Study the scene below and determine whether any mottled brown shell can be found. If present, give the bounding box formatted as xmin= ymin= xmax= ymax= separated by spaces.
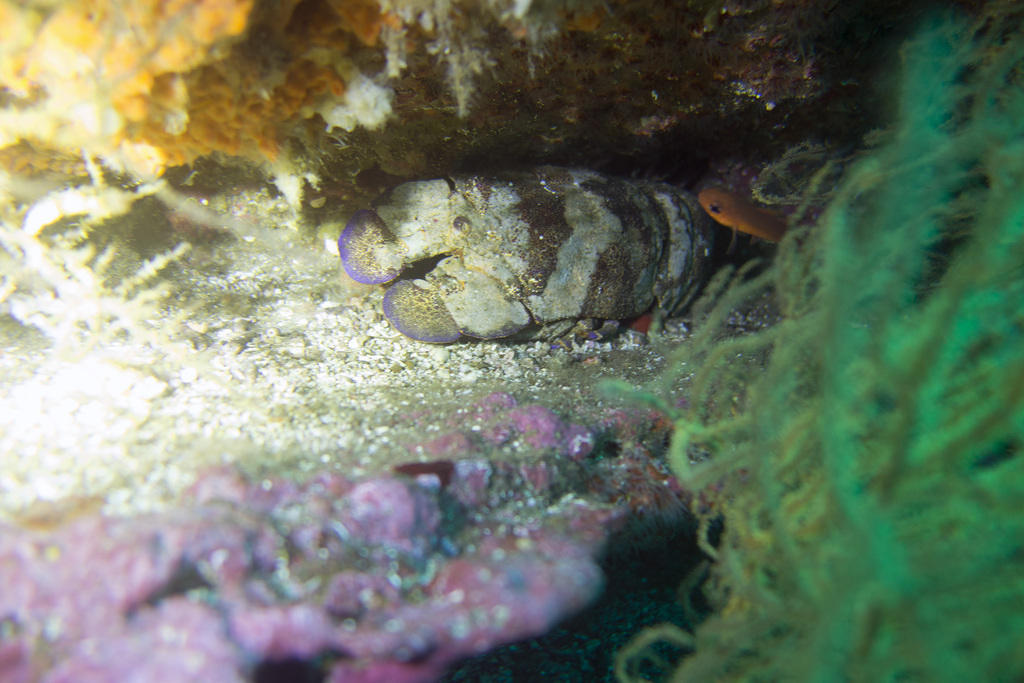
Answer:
xmin=338 ymin=166 xmax=715 ymax=341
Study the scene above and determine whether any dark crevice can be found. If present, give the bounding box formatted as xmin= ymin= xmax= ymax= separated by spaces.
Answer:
xmin=439 ymin=518 xmax=719 ymax=682
xmin=251 ymin=656 xmax=326 ymax=683
xmin=137 ymin=559 xmax=212 ymax=610
xmin=395 ymin=252 xmax=451 ymax=283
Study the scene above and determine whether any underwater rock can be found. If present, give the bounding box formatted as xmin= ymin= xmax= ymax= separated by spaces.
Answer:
xmin=0 ymin=388 xmax=697 ymax=681
xmin=505 ymin=404 xmax=594 ymax=461
xmin=344 ymin=478 xmax=441 ymax=557
xmin=0 ymin=469 xmax=609 ymax=680
xmin=0 ymin=421 xmax=616 ymax=680
xmin=338 ymin=166 xmax=716 ymax=341
xmin=405 ymin=391 xmax=594 ymax=464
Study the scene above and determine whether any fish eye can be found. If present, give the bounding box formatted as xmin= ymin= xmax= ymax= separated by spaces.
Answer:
xmin=708 ymin=203 xmax=721 ymax=213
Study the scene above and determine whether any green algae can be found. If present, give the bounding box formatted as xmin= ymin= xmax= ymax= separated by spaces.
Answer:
xmin=616 ymin=12 xmax=1024 ymax=682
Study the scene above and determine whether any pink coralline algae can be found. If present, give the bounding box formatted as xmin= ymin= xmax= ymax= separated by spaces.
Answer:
xmin=0 ymin=465 xmax=606 ymax=679
xmin=0 ymin=396 xmax=685 ymax=681
xmin=410 ymin=392 xmax=595 ymax=463
xmin=344 ymin=478 xmax=442 ymax=555
xmin=507 ymin=404 xmax=592 ymax=459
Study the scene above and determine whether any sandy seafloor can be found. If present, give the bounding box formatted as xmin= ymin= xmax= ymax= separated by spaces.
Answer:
xmin=0 ymin=186 xmax=776 ymax=679
xmin=0 ymin=185 xmax=773 ymax=521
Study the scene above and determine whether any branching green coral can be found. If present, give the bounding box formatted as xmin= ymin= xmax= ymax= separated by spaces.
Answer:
xmin=616 ymin=12 xmax=1024 ymax=682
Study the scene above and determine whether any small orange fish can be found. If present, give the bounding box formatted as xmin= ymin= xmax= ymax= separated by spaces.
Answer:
xmin=698 ymin=187 xmax=788 ymax=242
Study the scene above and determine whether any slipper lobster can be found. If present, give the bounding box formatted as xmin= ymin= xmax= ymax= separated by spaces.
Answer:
xmin=338 ymin=166 xmax=716 ymax=342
